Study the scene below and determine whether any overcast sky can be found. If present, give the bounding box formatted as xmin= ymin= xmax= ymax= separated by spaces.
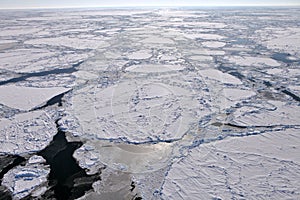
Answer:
xmin=1 ymin=0 xmax=300 ymax=9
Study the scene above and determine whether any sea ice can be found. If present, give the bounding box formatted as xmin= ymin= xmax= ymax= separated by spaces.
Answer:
xmin=231 ymin=101 xmax=300 ymax=126
xmin=0 ymin=111 xmax=57 ymax=155
xmin=202 ymin=41 xmax=226 ymax=48
xmin=127 ymin=50 xmax=152 ymax=60
xmin=0 ymin=85 xmax=69 ymax=110
xmin=0 ymin=7 xmax=299 ymax=200
xmin=2 ymin=163 xmax=50 ymax=199
xmin=72 ymin=73 xmax=209 ymax=142
xmin=140 ymin=36 xmax=174 ymax=44
xmin=125 ymin=64 xmax=185 ymax=73
xmin=184 ymin=33 xmax=225 ymax=40
xmin=199 ymin=69 xmax=242 ymax=85
xmin=226 ymin=56 xmax=281 ymax=67
xmin=25 ymin=36 xmax=110 ymax=50
xmin=161 ymin=129 xmax=300 ymax=199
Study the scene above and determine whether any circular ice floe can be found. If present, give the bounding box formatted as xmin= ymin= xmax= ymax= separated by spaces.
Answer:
xmin=94 ymin=81 xmax=185 ymax=141
xmin=72 ymin=71 xmax=210 ymax=143
xmin=69 ymin=70 xmax=214 ymax=173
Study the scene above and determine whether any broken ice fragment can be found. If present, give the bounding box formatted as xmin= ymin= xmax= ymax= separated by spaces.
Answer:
xmin=2 ymin=165 xmax=50 ymax=199
xmin=0 ymin=111 xmax=57 ymax=155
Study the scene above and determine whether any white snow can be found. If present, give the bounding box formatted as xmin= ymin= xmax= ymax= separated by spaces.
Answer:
xmin=77 ymin=168 xmax=139 ymax=199
xmin=0 ymin=111 xmax=57 ymax=155
xmin=1 ymin=8 xmax=299 ymax=200
xmin=161 ymin=129 xmax=300 ymax=199
xmin=187 ymin=22 xmax=227 ymax=29
xmin=184 ymin=33 xmax=225 ymax=40
xmin=189 ymin=55 xmax=213 ymax=61
xmin=125 ymin=64 xmax=185 ymax=73
xmin=199 ymin=69 xmax=242 ymax=85
xmin=188 ymin=49 xmax=226 ymax=55
xmin=223 ymin=88 xmax=256 ymax=101
xmin=0 ymin=49 xmax=55 ymax=71
xmin=140 ymin=36 xmax=174 ymax=44
xmin=0 ymin=40 xmax=18 ymax=44
xmin=202 ymin=41 xmax=226 ymax=48
xmin=226 ymin=56 xmax=281 ymax=67
xmin=28 ymin=155 xmax=46 ymax=164
xmin=70 ymin=70 xmax=211 ymax=143
xmin=0 ymin=48 xmax=90 ymax=73
xmin=73 ymin=143 xmax=104 ymax=175
xmin=232 ymin=101 xmax=300 ymax=126
xmin=2 ymin=164 xmax=50 ymax=200
xmin=266 ymin=68 xmax=283 ymax=75
xmin=127 ymin=50 xmax=152 ymax=60
xmin=262 ymin=28 xmax=300 ymax=54
xmin=0 ymin=28 xmax=41 ymax=37
xmin=25 ymin=36 xmax=110 ymax=50
xmin=0 ymin=85 xmax=69 ymax=110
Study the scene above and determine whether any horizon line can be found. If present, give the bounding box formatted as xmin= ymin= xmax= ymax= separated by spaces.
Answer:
xmin=1 ymin=4 xmax=300 ymax=10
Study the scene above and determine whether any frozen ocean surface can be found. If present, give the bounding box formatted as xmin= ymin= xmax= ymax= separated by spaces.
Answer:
xmin=0 ymin=7 xmax=299 ymax=200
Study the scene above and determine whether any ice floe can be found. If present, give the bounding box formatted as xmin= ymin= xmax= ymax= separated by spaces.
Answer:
xmin=231 ymin=101 xmax=300 ymax=126
xmin=202 ymin=41 xmax=226 ymax=48
xmin=184 ymin=33 xmax=225 ymax=40
xmin=125 ymin=64 xmax=185 ymax=73
xmin=226 ymin=56 xmax=281 ymax=67
xmin=25 ymin=36 xmax=110 ymax=50
xmin=199 ymin=69 xmax=242 ymax=85
xmin=71 ymin=71 xmax=210 ymax=143
xmin=161 ymin=129 xmax=300 ymax=199
xmin=0 ymin=111 xmax=57 ymax=155
xmin=127 ymin=50 xmax=152 ymax=60
xmin=2 ymin=161 xmax=50 ymax=199
xmin=0 ymin=85 xmax=69 ymax=111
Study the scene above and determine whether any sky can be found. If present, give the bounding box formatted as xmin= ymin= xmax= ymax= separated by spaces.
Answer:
xmin=0 ymin=0 xmax=300 ymax=9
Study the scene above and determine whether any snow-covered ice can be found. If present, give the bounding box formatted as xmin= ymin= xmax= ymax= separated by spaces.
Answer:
xmin=25 ymin=36 xmax=110 ymax=50
xmin=232 ymin=101 xmax=300 ymax=126
xmin=184 ymin=33 xmax=226 ymax=40
xmin=0 ymin=85 xmax=69 ymax=111
xmin=71 ymin=71 xmax=211 ymax=143
xmin=202 ymin=41 xmax=226 ymax=48
xmin=0 ymin=111 xmax=57 ymax=155
xmin=2 ymin=161 xmax=50 ymax=199
xmin=161 ymin=129 xmax=300 ymax=199
xmin=125 ymin=64 xmax=185 ymax=72
xmin=226 ymin=55 xmax=281 ymax=67
xmin=199 ymin=69 xmax=242 ymax=85
xmin=0 ymin=7 xmax=299 ymax=200
xmin=127 ymin=50 xmax=152 ymax=60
